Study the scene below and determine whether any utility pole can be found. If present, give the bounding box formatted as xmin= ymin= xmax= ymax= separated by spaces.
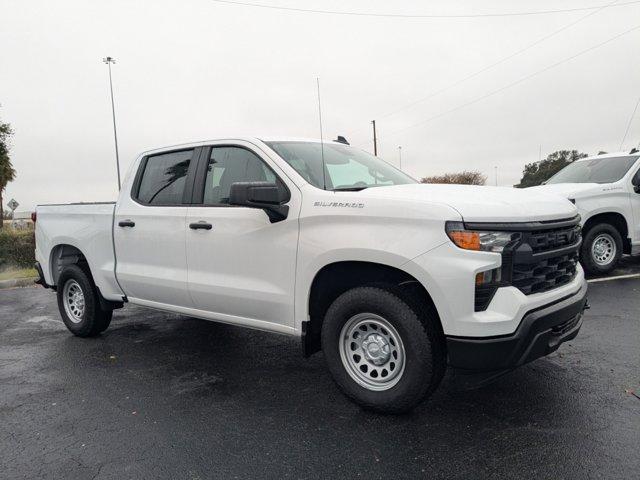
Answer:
xmin=398 ymin=146 xmax=402 ymax=170
xmin=103 ymin=56 xmax=121 ymax=190
xmin=371 ymin=120 xmax=378 ymax=156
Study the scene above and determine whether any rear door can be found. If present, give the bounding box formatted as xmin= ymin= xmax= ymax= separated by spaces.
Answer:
xmin=185 ymin=141 xmax=300 ymax=332
xmin=630 ymin=163 xmax=640 ymax=246
xmin=114 ymin=147 xmax=200 ymax=307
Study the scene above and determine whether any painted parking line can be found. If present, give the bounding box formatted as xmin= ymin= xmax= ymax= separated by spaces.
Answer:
xmin=587 ymin=273 xmax=640 ymax=283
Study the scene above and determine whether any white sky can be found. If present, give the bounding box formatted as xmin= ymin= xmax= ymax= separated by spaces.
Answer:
xmin=1 ymin=0 xmax=639 ymax=210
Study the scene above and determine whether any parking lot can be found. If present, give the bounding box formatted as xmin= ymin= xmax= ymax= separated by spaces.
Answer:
xmin=1 ymin=269 xmax=639 ymax=479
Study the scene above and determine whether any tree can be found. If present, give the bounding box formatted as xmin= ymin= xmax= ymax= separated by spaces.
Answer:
xmin=0 ymin=114 xmax=16 ymax=228
xmin=420 ymin=170 xmax=487 ymax=186
xmin=515 ymin=150 xmax=587 ymax=188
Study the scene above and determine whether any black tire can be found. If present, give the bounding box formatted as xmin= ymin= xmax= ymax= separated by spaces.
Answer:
xmin=321 ymin=286 xmax=446 ymax=414
xmin=580 ymin=223 xmax=623 ymax=275
xmin=56 ymin=264 xmax=112 ymax=337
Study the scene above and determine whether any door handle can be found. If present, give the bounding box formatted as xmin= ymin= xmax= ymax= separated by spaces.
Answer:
xmin=118 ymin=220 xmax=135 ymax=228
xmin=189 ymin=221 xmax=213 ymax=230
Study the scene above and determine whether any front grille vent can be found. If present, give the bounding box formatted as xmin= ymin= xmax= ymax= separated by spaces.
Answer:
xmin=512 ymin=250 xmax=579 ymax=295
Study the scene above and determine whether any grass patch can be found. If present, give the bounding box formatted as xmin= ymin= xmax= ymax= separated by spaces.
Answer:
xmin=0 ymin=268 xmax=37 ymax=281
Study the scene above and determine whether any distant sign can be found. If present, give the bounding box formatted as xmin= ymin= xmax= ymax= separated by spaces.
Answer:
xmin=7 ymin=199 xmax=19 ymax=211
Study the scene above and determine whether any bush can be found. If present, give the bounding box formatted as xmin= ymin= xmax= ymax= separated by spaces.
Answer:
xmin=0 ymin=229 xmax=35 ymax=269
xmin=420 ymin=170 xmax=487 ymax=185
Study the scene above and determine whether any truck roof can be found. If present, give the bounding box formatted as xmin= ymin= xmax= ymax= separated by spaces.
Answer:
xmin=138 ymin=136 xmax=345 ymax=157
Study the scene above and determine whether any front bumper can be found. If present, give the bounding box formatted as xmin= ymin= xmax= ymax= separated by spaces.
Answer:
xmin=446 ymin=280 xmax=587 ymax=372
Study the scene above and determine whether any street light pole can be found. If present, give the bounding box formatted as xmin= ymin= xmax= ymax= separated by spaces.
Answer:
xmin=398 ymin=145 xmax=402 ymax=170
xmin=103 ymin=56 xmax=121 ymax=190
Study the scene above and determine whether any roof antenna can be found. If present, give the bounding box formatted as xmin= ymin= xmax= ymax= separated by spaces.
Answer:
xmin=620 ymin=94 xmax=640 ymax=150
xmin=316 ymin=77 xmax=327 ymax=190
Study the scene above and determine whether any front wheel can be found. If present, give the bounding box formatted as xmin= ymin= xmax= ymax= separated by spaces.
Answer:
xmin=580 ymin=223 xmax=622 ymax=275
xmin=321 ymin=286 xmax=445 ymax=414
xmin=56 ymin=265 xmax=112 ymax=337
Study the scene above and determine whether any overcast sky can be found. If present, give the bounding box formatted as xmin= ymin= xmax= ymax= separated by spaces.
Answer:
xmin=1 ymin=0 xmax=639 ymax=210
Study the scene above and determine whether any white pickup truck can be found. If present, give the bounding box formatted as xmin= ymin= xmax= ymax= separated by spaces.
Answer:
xmin=35 ymin=137 xmax=588 ymax=413
xmin=530 ymin=150 xmax=640 ymax=274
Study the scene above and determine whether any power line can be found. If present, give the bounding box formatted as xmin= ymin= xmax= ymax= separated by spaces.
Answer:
xmin=371 ymin=0 xmax=621 ymax=122
xmin=378 ymin=24 xmax=640 ymax=141
xmin=620 ymin=94 xmax=640 ymax=149
xmin=209 ymin=0 xmax=640 ymax=19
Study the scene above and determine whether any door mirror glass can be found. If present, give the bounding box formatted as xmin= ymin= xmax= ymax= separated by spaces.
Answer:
xmin=229 ymin=182 xmax=289 ymax=222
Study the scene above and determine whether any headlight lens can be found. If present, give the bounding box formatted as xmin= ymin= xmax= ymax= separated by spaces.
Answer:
xmin=445 ymin=222 xmax=518 ymax=253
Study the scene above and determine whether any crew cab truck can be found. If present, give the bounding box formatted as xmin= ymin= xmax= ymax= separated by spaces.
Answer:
xmin=35 ymin=138 xmax=588 ymax=413
xmin=530 ymin=150 xmax=640 ymax=275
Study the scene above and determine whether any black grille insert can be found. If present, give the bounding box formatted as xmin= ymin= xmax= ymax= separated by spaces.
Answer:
xmin=526 ymin=225 xmax=581 ymax=253
xmin=512 ymin=250 xmax=579 ymax=295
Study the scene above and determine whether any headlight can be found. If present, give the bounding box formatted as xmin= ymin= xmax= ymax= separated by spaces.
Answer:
xmin=445 ymin=221 xmax=519 ymax=253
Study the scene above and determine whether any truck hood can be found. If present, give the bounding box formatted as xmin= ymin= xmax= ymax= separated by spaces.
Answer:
xmin=361 ymin=184 xmax=577 ymax=222
xmin=526 ymin=182 xmax=603 ymax=199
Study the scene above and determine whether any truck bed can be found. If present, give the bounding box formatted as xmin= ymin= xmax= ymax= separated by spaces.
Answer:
xmin=35 ymin=202 xmax=124 ymax=301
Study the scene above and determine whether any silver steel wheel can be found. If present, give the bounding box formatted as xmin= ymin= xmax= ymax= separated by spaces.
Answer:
xmin=591 ymin=233 xmax=616 ymax=266
xmin=63 ymin=279 xmax=85 ymax=323
xmin=339 ymin=313 xmax=406 ymax=391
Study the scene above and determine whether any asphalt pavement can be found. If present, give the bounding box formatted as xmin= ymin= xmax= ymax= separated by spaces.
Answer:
xmin=1 ymin=277 xmax=638 ymax=479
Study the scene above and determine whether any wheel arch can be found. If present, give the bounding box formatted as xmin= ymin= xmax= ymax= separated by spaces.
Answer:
xmin=49 ymin=243 xmax=92 ymax=287
xmin=582 ymin=211 xmax=630 ymax=254
xmin=302 ymin=260 xmax=443 ymax=357
xmin=50 ymin=243 xmax=123 ymax=311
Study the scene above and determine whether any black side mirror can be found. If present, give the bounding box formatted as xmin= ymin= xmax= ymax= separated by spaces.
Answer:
xmin=632 ymin=172 xmax=640 ymax=194
xmin=229 ymin=181 xmax=289 ymax=222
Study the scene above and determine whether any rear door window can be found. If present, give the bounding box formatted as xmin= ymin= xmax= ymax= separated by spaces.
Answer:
xmin=136 ymin=150 xmax=194 ymax=205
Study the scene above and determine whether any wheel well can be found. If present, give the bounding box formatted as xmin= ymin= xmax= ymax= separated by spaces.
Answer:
xmin=50 ymin=244 xmax=90 ymax=286
xmin=583 ymin=212 xmax=630 ymax=254
xmin=303 ymin=261 xmax=442 ymax=356
xmin=49 ymin=244 xmax=124 ymax=311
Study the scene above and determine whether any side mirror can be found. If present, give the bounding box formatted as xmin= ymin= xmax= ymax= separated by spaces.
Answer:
xmin=632 ymin=172 xmax=640 ymax=194
xmin=229 ymin=181 xmax=289 ymax=222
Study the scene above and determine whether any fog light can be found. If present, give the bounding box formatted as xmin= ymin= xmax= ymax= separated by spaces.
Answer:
xmin=475 ymin=268 xmax=502 ymax=311
xmin=476 ymin=268 xmax=501 ymax=285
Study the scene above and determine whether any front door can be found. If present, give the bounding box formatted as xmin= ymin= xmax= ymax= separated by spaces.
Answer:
xmin=114 ymin=148 xmax=199 ymax=308
xmin=185 ymin=142 xmax=299 ymax=332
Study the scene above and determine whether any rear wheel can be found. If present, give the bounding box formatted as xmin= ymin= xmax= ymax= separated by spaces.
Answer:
xmin=56 ymin=265 xmax=112 ymax=337
xmin=581 ymin=223 xmax=622 ymax=275
xmin=321 ymin=286 xmax=445 ymax=414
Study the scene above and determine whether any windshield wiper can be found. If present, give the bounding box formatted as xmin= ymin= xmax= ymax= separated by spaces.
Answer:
xmin=332 ymin=186 xmax=368 ymax=191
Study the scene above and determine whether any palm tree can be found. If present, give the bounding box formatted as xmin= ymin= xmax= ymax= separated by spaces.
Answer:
xmin=0 ymin=118 xmax=16 ymax=228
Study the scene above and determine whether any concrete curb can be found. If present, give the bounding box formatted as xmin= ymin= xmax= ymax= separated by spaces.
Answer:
xmin=0 ymin=277 xmax=38 ymax=290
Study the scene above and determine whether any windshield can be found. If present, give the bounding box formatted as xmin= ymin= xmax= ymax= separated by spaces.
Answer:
xmin=547 ymin=155 xmax=639 ymax=184
xmin=265 ymin=141 xmax=416 ymax=190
